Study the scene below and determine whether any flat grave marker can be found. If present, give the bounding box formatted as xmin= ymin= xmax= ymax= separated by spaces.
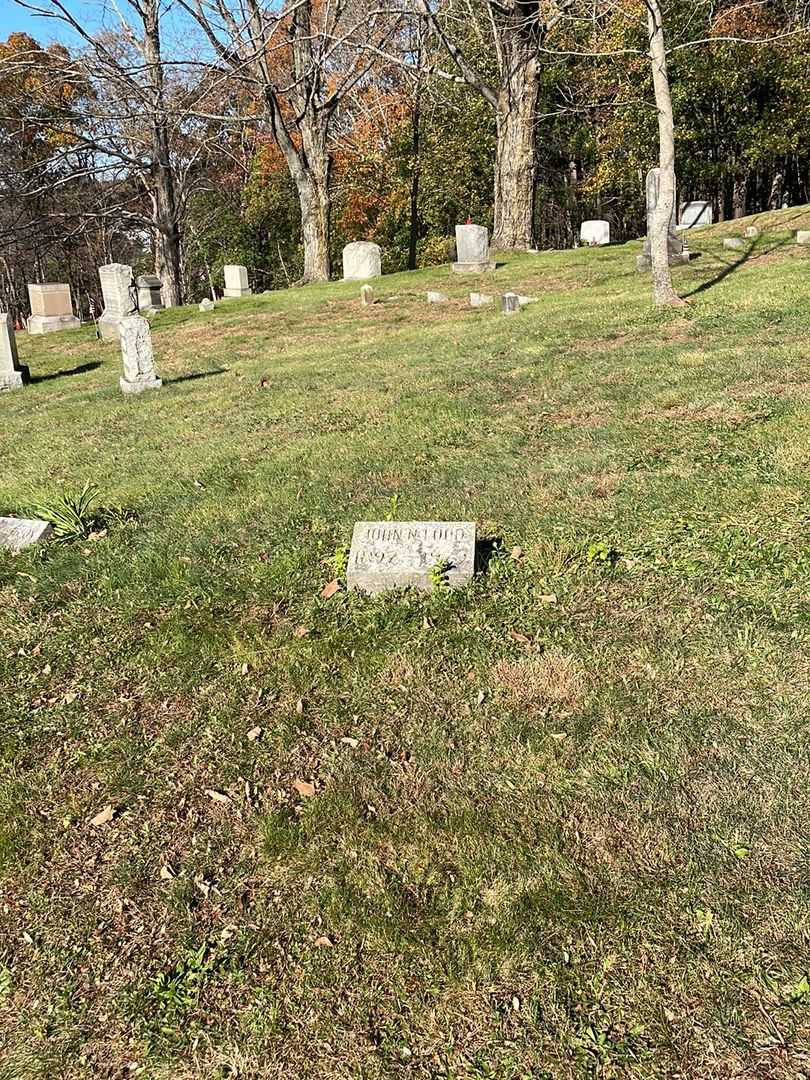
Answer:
xmin=0 ymin=517 xmax=53 ymax=551
xmin=347 ymin=521 xmax=476 ymax=594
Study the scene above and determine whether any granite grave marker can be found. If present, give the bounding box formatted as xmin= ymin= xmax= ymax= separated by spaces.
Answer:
xmin=347 ymin=521 xmax=476 ymax=594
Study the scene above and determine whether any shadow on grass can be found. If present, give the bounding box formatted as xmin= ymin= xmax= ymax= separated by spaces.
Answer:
xmin=29 ymin=361 xmax=102 ymax=384
xmin=683 ymin=236 xmax=791 ymax=298
xmin=164 ymin=368 xmax=228 ymax=386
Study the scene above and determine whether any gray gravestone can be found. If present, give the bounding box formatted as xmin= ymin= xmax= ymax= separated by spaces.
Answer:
xmin=637 ymin=168 xmax=687 ymax=272
xmin=469 ymin=292 xmax=494 ymax=307
xmin=796 ymin=231 xmax=810 ymax=245
xmin=0 ymin=313 xmax=28 ymax=390
xmin=744 ymin=226 xmax=760 ymax=239
xmin=199 ymin=298 xmax=215 ymax=312
xmin=347 ymin=521 xmax=476 ymax=594
xmin=223 ymin=264 xmax=252 ymax=298
xmin=27 ymin=283 xmax=80 ymax=335
xmin=723 ymin=237 xmax=744 ymax=251
xmin=342 ymin=242 xmax=382 ymax=280
xmin=119 ymin=314 xmax=162 ymax=394
xmin=360 ymin=284 xmax=375 ymax=306
xmin=679 ymin=200 xmax=713 ymax=228
xmin=137 ymin=275 xmax=164 ymax=313
xmin=0 ymin=517 xmax=52 ymax=551
xmin=501 ymin=292 xmax=520 ymax=315
xmin=98 ymin=263 xmax=135 ymax=340
xmin=453 ymin=225 xmax=495 ymax=273
xmin=427 ymin=291 xmax=448 ymax=303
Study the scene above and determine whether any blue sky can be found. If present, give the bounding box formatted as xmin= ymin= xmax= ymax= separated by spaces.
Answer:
xmin=0 ymin=1 xmax=91 ymax=43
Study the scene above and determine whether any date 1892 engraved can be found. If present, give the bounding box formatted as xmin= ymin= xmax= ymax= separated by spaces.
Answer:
xmin=347 ymin=521 xmax=476 ymax=594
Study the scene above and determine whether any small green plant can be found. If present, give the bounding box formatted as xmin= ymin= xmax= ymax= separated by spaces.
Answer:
xmin=151 ymin=943 xmax=214 ymax=1020
xmin=29 ymin=482 xmax=101 ymax=542
xmin=586 ymin=540 xmax=620 ymax=567
xmin=332 ymin=544 xmax=349 ymax=577
xmin=430 ymin=558 xmax=451 ymax=591
xmin=385 ymin=493 xmax=399 ymax=521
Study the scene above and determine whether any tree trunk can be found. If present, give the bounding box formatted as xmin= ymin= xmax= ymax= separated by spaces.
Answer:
xmin=646 ymin=0 xmax=683 ymax=307
xmin=408 ymin=89 xmax=421 ymax=271
xmin=492 ymin=50 xmax=538 ymax=251
xmin=733 ymin=173 xmax=747 ymax=218
xmin=143 ymin=0 xmax=183 ymax=306
xmin=298 ymin=172 xmax=331 ymax=283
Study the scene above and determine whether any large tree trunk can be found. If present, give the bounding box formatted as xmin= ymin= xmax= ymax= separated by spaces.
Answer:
xmin=646 ymin=0 xmax=683 ymax=307
xmin=143 ymin=0 xmax=183 ymax=306
xmin=492 ymin=50 xmax=538 ymax=251
xmin=298 ymin=172 xmax=331 ymax=283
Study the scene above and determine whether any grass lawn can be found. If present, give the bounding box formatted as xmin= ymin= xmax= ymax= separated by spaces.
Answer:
xmin=3 ymin=207 xmax=810 ymax=1079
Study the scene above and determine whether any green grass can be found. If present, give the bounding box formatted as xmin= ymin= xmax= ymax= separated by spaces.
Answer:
xmin=3 ymin=208 xmax=810 ymax=1078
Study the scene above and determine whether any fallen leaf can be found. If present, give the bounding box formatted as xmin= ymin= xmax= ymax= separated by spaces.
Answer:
xmin=42 ymin=663 xmax=52 ymax=676
xmin=340 ymin=736 xmax=359 ymax=749
xmin=160 ymin=864 xmax=176 ymax=881
xmin=510 ymin=546 xmax=523 ymax=560
xmin=313 ymin=935 xmax=334 ymax=948
xmin=508 ymin=629 xmax=531 ymax=644
xmin=240 ymin=662 xmax=250 ymax=675
xmin=260 ymin=377 xmax=269 ymax=388
xmin=293 ymin=779 xmax=316 ymax=798
xmin=246 ymin=726 xmax=262 ymax=742
xmin=90 ymin=804 xmax=114 ymax=827
xmin=537 ymin=593 xmax=558 ymax=604
xmin=321 ymin=579 xmax=339 ymax=599
xmin=422 ymin=616 xmax=433 ymax=630
xmin=476 ymin=689 xmax=485 ymax=705
xmin=293 ymin=626 xmax=311 ymax=639
xmin=296 ymin=698 xmax=304 ymax=715
xmin=205 ymin=789 xmax=231 ymax=803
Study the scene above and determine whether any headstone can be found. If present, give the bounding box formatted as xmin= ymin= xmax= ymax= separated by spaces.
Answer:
xmin=501 ymin=292 xmax=520 ymax=315
xmin=723 ymin=237 xmax=744 ymax=251
xmin=580 ymin=220 xmax=610 ymax=246
xmin=637 ymin=168 xmax=688 ymax=272
xmin=119 ymin=314 xmax=162 ymax=395
xmin=796 ymin=231 xmax=810 ymax=245
xmin=0 ymin=516 xmax=53 ymax=551
xmin=744 ymin=226 xmax=760 ymax=239
xmin=137 ymin=275 xmax=164 ymax=313
xmin=469 ymin=292 xmax=494 ymax=307
xmin=452 ymin=225 xmax=495 ymax=273
xmin=347 ymin=521 xmax=476 ymax=594
xmin=98 ymin=263 xmax=135 ymax=340
xmin=223 ymin=264 xmax=252 ymax=298
xmin=27 ymin=283 xmax=80 ymax=335
xmin=199 ymin=298 xmax=215 ymax=312
xmin=427 ymin=291 xmax=448 ymax=303
xmin=517 ymin=295 xmax=537 ymax=306
xmin=679 ymin=201 xmax=713 ymax=228
xmin=0 ymin=313 xmax=28 ymax=391
xmin=342 ymin=242 xmax=382 ymax=280
xmin=360 ymin=284 xmax=375 ymax=306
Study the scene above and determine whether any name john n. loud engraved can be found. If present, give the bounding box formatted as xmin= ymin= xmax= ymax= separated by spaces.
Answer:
xmin=347 ymin=521 xmax=476 ymax=594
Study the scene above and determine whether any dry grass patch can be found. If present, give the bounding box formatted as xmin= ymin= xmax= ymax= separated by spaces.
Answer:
xmin=491 ymin=650 xmax=587 ymax=711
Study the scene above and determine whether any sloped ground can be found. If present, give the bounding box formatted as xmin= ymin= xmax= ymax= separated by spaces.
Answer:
xmin=2 ymin=208 xmax=810 ymax=1078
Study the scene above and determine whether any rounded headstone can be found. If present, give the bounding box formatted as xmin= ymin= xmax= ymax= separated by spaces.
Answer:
xmin=342 ymin=242 xmax=382 ymax=281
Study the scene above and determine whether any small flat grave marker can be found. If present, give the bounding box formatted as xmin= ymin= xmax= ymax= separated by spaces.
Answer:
xmin=347 ymin=521 xmax=476 ymax=594
xmin=0 ymin=516 xmax=53 ymax=551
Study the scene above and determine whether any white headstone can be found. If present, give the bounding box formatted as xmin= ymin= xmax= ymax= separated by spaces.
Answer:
xmin=796 ymin=231 xmax=810 ymax=245
xmin=469 ymin=292 xmax=494 ymax=307
xmin=580 ymin=220 xmax=610 ymax=246
xmin=98 ymin=263 xmax=135 ymax=340
xmin=501 ymin=292 xmax=520 ymax=315
xmin=452 ymin=225 xmax=494 ymax=273
xmin=347 ymin=521 xmax=476 ymax=593
xmin=223 ymin=264 xmax=252 ymax=298
xmin=199 ymin=298 xmax=215 ymax=312
xmin=27 ymin=283 xmax=80 ymax=335
xmin=0 ymin=313 xmax=27 ymax=390
xmin=119 ymin=314 xmax=162 ymax=395
xmin=360 ymin=284 xmax=374 ymax=306
xmin=0 ymin=517 xmax=53 ymax=551
xmin=137 ymin=275 xmax=164 ymax=313
xmin=723 ymin=237 xmax=744 ymax=251
xmin=679 ymin=201 xmax=713 ymax=228
xmin=342 ymin=242 xmax=382 ymax=280
xmin=744 ymin=226 xmax=760 ymax=239
xmin=427 ymin=291 xmax=448 ymax=303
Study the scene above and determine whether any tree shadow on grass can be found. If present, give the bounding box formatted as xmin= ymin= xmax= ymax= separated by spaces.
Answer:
xmin=29 ymin=361 xmax=102 ymax=384
xmin=682 ymin=236 xmax=792 ymax=299
xmin=164 ymin=369 xmax=229 ymax=386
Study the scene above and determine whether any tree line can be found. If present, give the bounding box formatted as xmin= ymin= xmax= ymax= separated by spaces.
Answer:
xmin=0 ymin=0 xmax=808 ymax=316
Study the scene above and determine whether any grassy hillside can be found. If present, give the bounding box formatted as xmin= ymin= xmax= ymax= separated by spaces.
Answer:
xmin=2 ymin=207 xmax=810 ymax=1078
